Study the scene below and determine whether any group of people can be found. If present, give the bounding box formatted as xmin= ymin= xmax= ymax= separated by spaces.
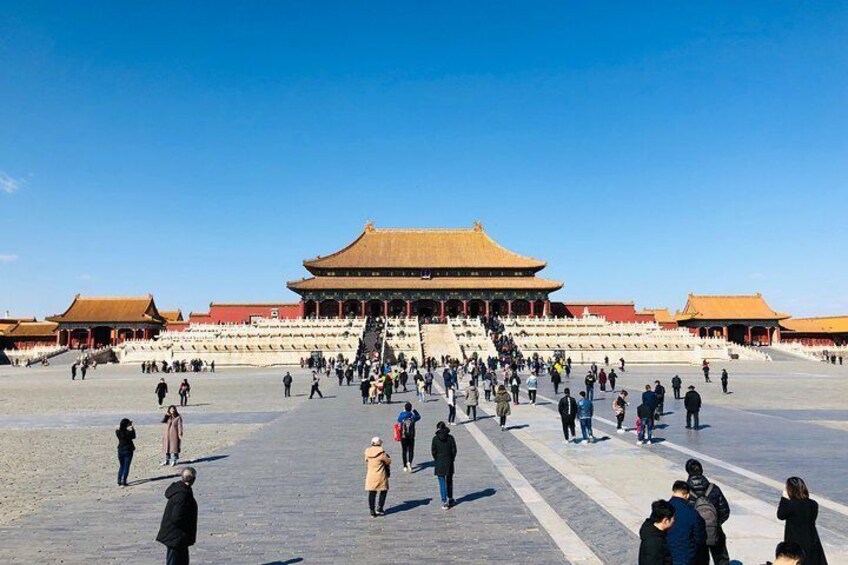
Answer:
xmin=155 ymin=377 xmax=192 ymax=407
xmin=142 ymin=359 xmax=214 ymax=374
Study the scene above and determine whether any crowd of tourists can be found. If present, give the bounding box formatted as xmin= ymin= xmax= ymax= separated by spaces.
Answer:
xmin=141 ymin=359 xmax=214 ymax=374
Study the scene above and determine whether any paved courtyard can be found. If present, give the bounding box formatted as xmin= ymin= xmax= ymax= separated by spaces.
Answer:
xmin=0 ymin=358 xmax=846 ymax=564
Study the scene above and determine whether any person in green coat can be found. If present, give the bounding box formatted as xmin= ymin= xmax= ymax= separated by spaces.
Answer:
xmin=494 ymin=385 xmax=511 ymax=431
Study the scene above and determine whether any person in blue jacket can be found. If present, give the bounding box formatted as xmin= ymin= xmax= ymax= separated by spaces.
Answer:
xmin=642 ymin=385 xmax=659 ymax=421
xmin=577 ymin=391 xmax=594 ymax=444
xmin=396 ymin=402 xmax=421 ymax=472
xmin=667 ymin=480 xmax=705 ymax=565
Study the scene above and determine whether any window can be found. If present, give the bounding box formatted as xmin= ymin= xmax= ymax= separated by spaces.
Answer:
xmin=271 ymin=309 xmax=279 ymax=319
xmin=421 ymin=269 xmax=431 ymax=279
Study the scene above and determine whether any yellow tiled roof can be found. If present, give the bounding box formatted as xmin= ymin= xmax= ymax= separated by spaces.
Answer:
xmin=288 ymin=276 xmax=563 ymax=292
xmin=304 ymin=222 xmax=546 ymax=270
xmin=639 ymin=308 xmax=675 ymax=324
xmin=5 ymin=321 xmax=58 ymax=337
xmin=679 ymin=294 xmax=788 ymax=321
xmin=159 ymin=310 xmax=184 ymax=322
xmin=48 ymin=295 xmax=165 ymax=324
xmin=781 ymin=316 xmax=848 ymax=334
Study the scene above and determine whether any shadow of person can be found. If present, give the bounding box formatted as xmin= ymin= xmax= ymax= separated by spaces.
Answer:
xmin=506 ymin=424 xmax=529 ymax=431
xmin=127 ymin=473 xmax=180 ymax=486
xmin=384 ymin=498 xmax=432 ymax=515
xmin=453 ymin=487 xmax=496 ymax=506
xmin=181 ymin=454 xmax=230 ymax=465
xmin=261 ymin=559 xmax=304 ymax=565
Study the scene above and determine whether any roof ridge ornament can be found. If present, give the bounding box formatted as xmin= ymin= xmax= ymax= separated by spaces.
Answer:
xmin=364 ymin=221 xmax=375 ymax=232
xmin=473 ymin=220 xmax=483 ymax=232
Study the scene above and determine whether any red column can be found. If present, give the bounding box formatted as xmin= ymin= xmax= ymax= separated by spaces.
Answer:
xmin=360 ymin=300 xmax=366 ymax=318
xmin=440 ymin=300 xmax=446 ymax=321
xmin=722 ymin=326 xmax=728 ymax=340
xmin=746 ymin=326 xmax=752 ymax=345
xmin=485 ymin=300 xmax=490 ymax=317
xmin=530 ymin=301 xmax=535 ymax=317
xmin=462 ymin=300 xmax=468 ymax=316
xmin=383 ymin=300 xmax=389 ymax=318
xmin=87 ymin=328 xmax=93 ymax=348
xmin=406 ymin=300 xmax=412 ymax=317
xmin=544 ymin=300 xmax=551 ymax=317
xmin=338 ymin=300 xmax=344 ymax=318
xmin=774 ymin=326 xmax=781 ymax=343
xmin=507 ymin=300 xmax=513 ymax=316
xmin=299 ymin=301 xmax=306 ymax=318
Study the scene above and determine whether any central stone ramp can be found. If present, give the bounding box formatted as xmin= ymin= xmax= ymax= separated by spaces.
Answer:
xmin=421 ymin=322 xmax=462 ymax=361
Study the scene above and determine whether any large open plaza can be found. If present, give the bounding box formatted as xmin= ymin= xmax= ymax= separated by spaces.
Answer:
xmin=0 ymin=357 xmax=846 ymax=563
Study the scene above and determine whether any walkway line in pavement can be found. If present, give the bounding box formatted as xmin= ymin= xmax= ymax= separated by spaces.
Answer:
xmin=433 ymin=382 xmax=602 ymax=565
xmin=531 ymin=390 xmax=848 ymax=518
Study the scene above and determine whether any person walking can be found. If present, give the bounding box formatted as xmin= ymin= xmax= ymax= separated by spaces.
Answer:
xmin=509 ymin=372 xmax=521 ymax=405
xmin=116 ymin=418 xmax=136 ymax=487
xmin=161 ymin=406 xmax=184 ymax=467
xmin=431 ymin=421 xmax=458 ymax=510
xmin=584 ymin=371 xmax=596 ymax=402
xmin=671 ymin=375 xmax=682 ymax=400
xmin=494 ymin=385 xmax=511 ymax=431
xmin=639 ymin=499 xmax=675 ymax=565
xmin=364 ymin=437 xmax=391 ymax=517
xmin=155 ymin=378 xmax=168 ymax=408
xmin=178 ymin=379 xmax=191 ymax=407
xmin=777 ymin=477 xmax=828 ymax=565
xmin=577 ymin=391 xmax=594 ymax=444
xmin=668 ymin=480 xmax=706 ymax=565
xmin=684 ymin=385 xmax=702 ymax=430
xmin=558 ymin=387 xmax=578 ymax=443
xmin=283 ymin=372 xmax=293 ymax=397
xmin=156 ymin=467 xmax=198 ymax=565
xmin=446 ymin=385 xmax=457 ymax=425
xmin=720 ymin=369 xmax=729 ymax=394
xmin=527 ymin=374 xmax=538 ymax=405
xmin=686 ymin=459 xmax=731 ymax=565
xmin=384 ymin=373 xmax=394 ymax=404
xmin=81 ymin=362 xmax=87 ymax=380
xmin=309 ymin=371 xmax=323 ymax=399
xmin=598 ymin=369 xmax=607 ymax=392
xmin=637 ymin=402 xmax=654 ymax=446
xmin=396 ymin=403 xmax=421 ymax=472
xmin=613 ymin=390 xmax=629 ymax=433
xmin=551 ymin=365 xmax=562 ymax=395
xmin=608 ymin=368 xmax=617 ymax=391
xmin=464 ymin=381 xmax=479 ymax=421
xmin=71 ymin=363 xmax=77 ymax=380
xmin=702 ymin=360 xmax=711 ymax=383
xmin=654 ymin=380 xmax=666 ymax=421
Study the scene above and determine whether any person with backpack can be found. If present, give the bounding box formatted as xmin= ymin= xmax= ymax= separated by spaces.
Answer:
xmin=424 ymin=370 xmax=434 ymax=395
xmin=584 ymin=371 xmax=597 ymax=402
xmin=509 ymin=372 xmax=521 ymax=405
xmin=686 ymin=459 xmax=731 ymax=565
xmin=613 ymin=390 xmax=628 ymax=433
xmin=395 ymin=403 xmax=421 ymax=472
xmin=720 ymin=370 xmax=729 ymax=394
xmin=494 ymin=385 xmax=511 ymax=431
xmin=684 ymin=386 xmax=702 ymax=430
xmin=464 ymin=381 xmax=479 ymax=421
xmin=668 ymin=480 xmax=706 ymax=565
xmin=639 ymin=499 xmax=675 ymax=564
xmin=577 ymin=391 xmax=594 ymax=444
xmin=527 ymin=374 xmax=538 ymax=405
xmin=431 ymin=421 xmax=457 ymax=510
xmin=777 ymin=476 xmax=828 ymax=565
xmin=636 ymin=402 xmax=654 ymax=446
xmin=671 ymin=375 xmax=682 ymax=400
xmin=558 ymin=387 xmax=578 ymax=443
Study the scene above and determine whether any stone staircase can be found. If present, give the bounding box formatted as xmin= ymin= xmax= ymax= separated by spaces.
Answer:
xmin=420 ymin=322 xmax=462 ymax=361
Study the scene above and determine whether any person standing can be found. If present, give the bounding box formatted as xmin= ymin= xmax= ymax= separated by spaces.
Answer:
xmin=671 ymin=375 xmax=682 ymax=400
xmin=686 ymin=459 xmax=731 ymax=565
xmin=364 ymin=437 xmax=391 ymax=517
xmin=613 ymin=390 xmax=629 ymax=433
xmin=384 ymin=373 xmax=394 ymax=404
xmin=210 ymin=360 xmax=215 ymax=373
xmin=550 ymin=365 xmax=561 ymax=395
xmin=577 ymin=391 xmax=594 ymax=444
xmin=509 ymin=372 xmax=521 ymax=405
xmin=620 ymin=357 xmax=626 ymax=372
xmin=639 ymin=499 xmax=675 ymax=565
xmin=446 ymin=385 xmax=457 ymax=425
xmin=71 ymin=363 xmax=77 ymax=381
xmin=156 ymin=378 xmax=168 ymax=408
xmin=431 ymin=421 xmax=458 ymax=510
xmin=464 ymin=381 xmax=479 ymax=421
xmin=81 ymin=362 xmax=87 ymax=380
xmin=637 ymin=402 xmax=654 ymax=446
xmin=396 ymin=403 xmax=421 ymax=472
xmin=720 ymin=370 xmax=729 ymax=394
xmin=667 ymin=480 xmax=705 ymax=565
xmin=654 ymin=380 xmax=666 ymax=421
xmin=777 ymin=477 xmax=828 ymax=565
xmin=702 ymin=360 xmax=711 ymax=383
xmin=178 ymin=379 xmax=191 ymax=407
xmin=360 ymin=377 xmax=371 ymax=405
xmin=584 ymin=371 xmax=596 ymax=402
xmin=598 ymin=369 xmax=607 ymax=392
xmin=161 ymin=406 xmax=184 ymax=467
xmin=558 ymin=387 xmax=578 ymax=443
xmin=494 ymin=385 xmax=511 ymax=431
xmin=309 ymin=371 xmax=323 ymax=399
xmin=527 ymin=374 xmax=538 ymax=405
xmin=608 ymin=368 xmax=617 ymax=392
xmin=684 ymin=386 xmax=702 ymax=430
xmin=156 ymin=467 xmax=198 ymax=565
xmin=283 ymin=372 xmax=293 ymax=397
xmin=116 ymin=418 xmax=136 ymax=487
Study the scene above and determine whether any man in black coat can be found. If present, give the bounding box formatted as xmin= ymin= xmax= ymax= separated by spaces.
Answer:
xmin=671 ymin=375 xmax=682 ymax=399
xmin=558 ymin=388 xmax=578 ymax=442
xmin=157 ymin=467 xmax=198 ymax=565
xmin=431 ymin=421 xmax=458 ymax=509
xmin=638 ymin=499 xmax=675 ymax=564
xmin=684 ymin=385 xmax=702 ymax=430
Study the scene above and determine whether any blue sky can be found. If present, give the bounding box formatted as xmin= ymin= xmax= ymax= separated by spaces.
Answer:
xmin=1 ymin=2 xmax=846 ymax=318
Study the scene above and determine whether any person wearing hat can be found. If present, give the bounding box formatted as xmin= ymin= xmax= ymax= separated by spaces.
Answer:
xmin=364 ymin=436 xmax=392 ymax=517
xmin=684 ymin=385 xmax=702 ymax=430
xmin=116 ymin=418 xmax=136 ymax=487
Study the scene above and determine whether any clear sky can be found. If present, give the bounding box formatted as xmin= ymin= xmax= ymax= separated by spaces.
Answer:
xmin=1 ymin=2 xmax=846 ymax=319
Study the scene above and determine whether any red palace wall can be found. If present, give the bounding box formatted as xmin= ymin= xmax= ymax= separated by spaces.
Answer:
xmin=199 ymin=303 xmax=303 ymax=324
xmin=561 ymin=303 xmax=641 ymax=323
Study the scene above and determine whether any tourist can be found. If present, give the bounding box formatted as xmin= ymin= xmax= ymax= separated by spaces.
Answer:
xmin=161 ymin=406 xmax=184 ymax=467
xmin=364 ymin=436 xmax=391 ymax=517
xmin=309 ymin=371 xmax=323 ymax=399
xmin=509 ymin=372 xmax=521 ymax=405
xmin=720 ymin=369 xmax=729 ymax=394
xmin=671 ymin=375 xmax=682 ymax=400
xmin=769 ymin=541 xmax=805 ymax=565
xmin=686 ymin=459 xmax=731 ymax=565
xmin=564 ymin=362 xmax=572 ymax=379
xmin=424 ymin=370 xmax=434 ymax=395
xmin=446 ymin=384 xmax=457 ymax=425
xmin=636 ymin=402 xmax=653 ymax=446
xmin=777 ymin=477 xmax=828 ymax=565
xmin=604 ymin=355 xmax=609 ymax=366
xmin=620 ymin=357 xmax=626 ymax=372
xmin=642 ymin=385 xmax=658 ymax=422
xmin=527 ymin=373 xmax=538 ymax=405
xmin=550 ymin=365 xmax=561 ymax=395
xmin=482 ymin=371 xmax=492 ymax=401
xmin=558 ymin=387 xmax=578 ymax=443
xmin=577 ymin=391 xmax=594 ymax=444
xmin=283 ymin=372 xmax=293 ymax=397
xmin=590 ymin=362 xmax=598 ymax=377
xmin=71 ymin=363 xmax=77 ymax=380
xmin=598 ymin=368 xmax=607 ymax=392
xmin=396 ymin=402 xmax=421 ymax=472
xmin=613 ymin=390 xmax=628 ymax=433
xmin=431 ymin=421 xmax=458 ymax=510
xmin=156 ymin=467 xmax=198 ymax=565
xmin=608 ymin=368 xmax=617 ymax=391
xmin=210 ymin=360 xmax=215 ymax=373
xmin=416 ymin=375 xmax=427 ymax=402
xmin=359 ymin=377 xmax=371 ymax=405
xmin=464 ymin=380 xmax=479 ymax=421
xmin=178 ymin=379 xmax=191 ymax=407
xmin=667 ymin=480 xmax=705 ymax=565
xmin=684 ymin=386 xmax=702 ymax=430
xmin=80 ymin=362 xmax=87 ymax=380
xmin=487 ymin=371 xmax=498 ymax=402
xmin=156 ymin=378 xmax=168 ymax=408
xmin=702 ymin=360 xmax=711 ymax=383
xmin=584 ymin=371 xmax=596 ymax=402
xmin=654 ymin=380 xmax=666 ymax=420
xmin=638 ymin=499 xmax=675 ymax=565
xmin=116 ymin=418 xmax=136 ymax=487
xmin=384 ymin=373 xmax=394 ymax=404
xmin=494 ymin=385 xmax=511 ymax=431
